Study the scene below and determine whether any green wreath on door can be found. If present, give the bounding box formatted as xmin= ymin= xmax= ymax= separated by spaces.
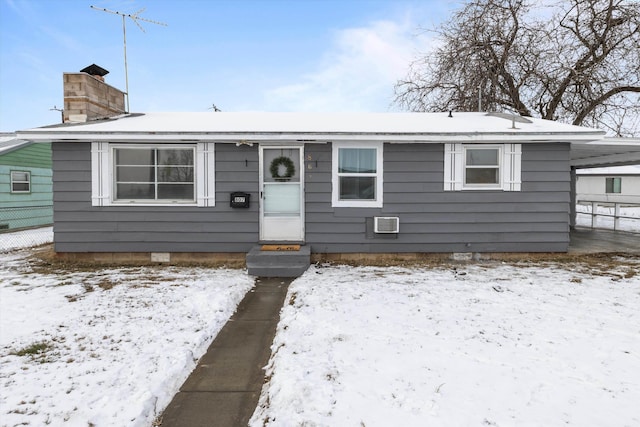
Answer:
xmin=270 ymin=156 xmax=296 ymax=180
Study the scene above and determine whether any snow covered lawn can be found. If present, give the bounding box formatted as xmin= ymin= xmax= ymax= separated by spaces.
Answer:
xmin=2 ymin=244 xmax=639 ymax=427
xmin=251 ymin=260 xmax=640 ymax=427
xmin=0 ymin=249 xmax=253 ymax=427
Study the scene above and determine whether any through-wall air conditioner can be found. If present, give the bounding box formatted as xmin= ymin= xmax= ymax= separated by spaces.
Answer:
xmin=374 ymin=217 xmax=400 ymax=234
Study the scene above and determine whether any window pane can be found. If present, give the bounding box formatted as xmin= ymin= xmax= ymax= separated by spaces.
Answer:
xmin=158 ymin=149 xmax=193 ymax=166
xmin=605 ymin=178 xmax=613 ymax=193
xmin=117 ymin=166 xmax=154 ymax=182
xmin=117 ymin=184 xmax=155 ymax=199
xmin=12 ymin=183 xmax=30 ymax=192
xmin=613 ymin=177 xmax=621 ymax=193
xmin=158 ymin=166 xmax=193 ymax=183
xmin=466 ymin=149 xmax=498 ymax=166
xmin=340 ymin=176 xmax=376 ymax=200
xmin=113 ymin=146 xmax=197 ymax=202
xmin=11 ymin=172 xmax=29 ymax=181
xmin=466 ymin=168 xmax=499 ymax=184
xmin=264 ymin=183 xmax=300 ymax=215
xmin=157 ymin=184 xmax=194 ymax=199
xmin=339 ymin=148 xmax=376 ymax=173
xmin=606 ymin=177 xmax=621 ymax=193
xmin=116 ymin=149 xmax=154 ymax=165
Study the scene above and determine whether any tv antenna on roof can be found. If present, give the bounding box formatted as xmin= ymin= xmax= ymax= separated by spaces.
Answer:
xmin=90 ymin=5 xmax=167 ymax=113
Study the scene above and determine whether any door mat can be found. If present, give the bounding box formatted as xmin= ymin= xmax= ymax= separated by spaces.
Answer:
xmin=261 ymin=245 xmax=301 ymax=251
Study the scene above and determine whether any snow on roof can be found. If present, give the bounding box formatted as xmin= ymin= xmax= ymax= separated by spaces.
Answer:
xmin=577 ymin=165 xmax=640 ymax=175
xmin=17 ymin=112 xmax=605 ymax=143
xmin=0 ymin=134 xmax=31 ymax=154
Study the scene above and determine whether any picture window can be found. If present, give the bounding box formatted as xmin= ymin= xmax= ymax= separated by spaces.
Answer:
xmin=114 ymin=147 xmax=195 ymax=202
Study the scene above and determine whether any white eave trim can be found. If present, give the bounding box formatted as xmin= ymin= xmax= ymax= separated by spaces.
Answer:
xmin=16 ymin=131 xmax=606 ymax=144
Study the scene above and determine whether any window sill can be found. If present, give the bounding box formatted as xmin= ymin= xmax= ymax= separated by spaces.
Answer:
xmin=332 ymin=200 xmax=383 ymax=208
xmin=110 ymin=201 xmax=198 ymax=206
xmin=461 ymin=185 xmax=503 ymax=191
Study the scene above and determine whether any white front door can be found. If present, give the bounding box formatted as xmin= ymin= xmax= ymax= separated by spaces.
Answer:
xmin=260 ymin=146 xmax=304 ymax=242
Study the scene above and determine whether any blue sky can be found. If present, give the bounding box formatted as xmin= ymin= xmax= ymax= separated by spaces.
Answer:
xmin=0 ymin=0 xmax=455 ymax=131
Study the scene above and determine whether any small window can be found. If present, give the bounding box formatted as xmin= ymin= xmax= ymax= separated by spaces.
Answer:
xmin=114 ymin=147 xmax=195 ymax=202
xmin=332 ymin=142 xmax=383 ymax=207
xmin=11 ymin=171 xmax=31 ymax=193
xmin=464 ymin=146 xmax=501 ymax=188
xmin=605 ymin=177 xmax=621 ymax=194
xmin=444 ymin=143 xmax=521 ymax=191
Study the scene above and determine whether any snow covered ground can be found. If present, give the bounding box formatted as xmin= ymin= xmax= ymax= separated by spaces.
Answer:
xmin=2 ymin=227 xmax=640 ymax=427
xmin=0 ymin=249 xmax=253 ymax=426
xmin=251 ymin=261 xmax=640 ymax=427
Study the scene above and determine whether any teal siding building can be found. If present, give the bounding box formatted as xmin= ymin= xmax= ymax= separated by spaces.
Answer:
xmin=0 ymin=135 xmax=53 ymax=230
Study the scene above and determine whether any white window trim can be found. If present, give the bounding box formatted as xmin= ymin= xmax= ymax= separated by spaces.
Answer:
xmin=91 ymin=142 xmax=215 ymax=207
xmin=91 ymin=141 xmax=110 ymax=205
xmin=332 ymin=141 xmax=383 ymax=208
xmin=196 ymin=142 xmax=216 ymax=207
xmin=502 ymin=143 xmax=522 ymax=192
xmin=10 ymin=170 xmax=31 ymax=193
xmin=444 ymin=143 xmax=521 ymax=192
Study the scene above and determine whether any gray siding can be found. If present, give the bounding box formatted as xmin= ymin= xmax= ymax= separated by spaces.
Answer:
xmin=304 ymin=143 xmax=570 ymax=253
xmin=53 ymin=141 xmax=570 ymax=253
xmin=53 ymin=142 xmax=259 ymax=252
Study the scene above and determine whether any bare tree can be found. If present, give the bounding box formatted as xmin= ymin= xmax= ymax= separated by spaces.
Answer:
xmin=395 ymin=0 xmax=640 ymax=136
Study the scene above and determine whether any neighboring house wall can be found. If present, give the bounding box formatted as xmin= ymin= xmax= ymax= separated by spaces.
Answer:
xmin=52 ymin=141 xmax=570 ymax=253
xmin=0 ymin=143 xmax=53 ymax=230
xmin=576 ymin=175 xmax=640 ymax=203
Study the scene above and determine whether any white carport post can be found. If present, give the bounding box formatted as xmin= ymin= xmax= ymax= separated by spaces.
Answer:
xmin=570 ymin=166 xmax=577 ymax=229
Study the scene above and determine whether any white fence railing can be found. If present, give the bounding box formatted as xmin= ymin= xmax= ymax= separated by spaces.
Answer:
xmin=576 ymin=201 xmax=640 ymax=233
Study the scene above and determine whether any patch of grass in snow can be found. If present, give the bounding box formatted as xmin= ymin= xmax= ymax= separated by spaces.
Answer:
xmin=288 ymin=292 xmax=298 ymax=306
xmin=96 ymin=279 xmax=117 ymax=290
xmin=10 ymin=341 xmax=56 ymax=363
xmin=11 ymin=341 xmax=51 ymax=356
xmin=314 ymin=252 xmax=640 ymax=271
xmin=65 ymin=294 xmax=82 ymax=302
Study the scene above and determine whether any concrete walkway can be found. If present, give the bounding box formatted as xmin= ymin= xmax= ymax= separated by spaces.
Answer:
xmin=158 ymin=277 xmax=292 ymax=427
xmin=569 ymin=227 xmax=640 ymax=254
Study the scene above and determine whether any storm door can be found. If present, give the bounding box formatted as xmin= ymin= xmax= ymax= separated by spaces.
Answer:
xmin=259 ymin=146 xmax=304 ymax=242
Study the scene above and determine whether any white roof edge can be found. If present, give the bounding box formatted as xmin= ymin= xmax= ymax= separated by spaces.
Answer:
xmin=16 ymin=112 xmax=607 ymax=141
xmin=0 ymin=139 xmax=34 ymax=154
xmin=16 ymin=131 xmax=605 ymax=143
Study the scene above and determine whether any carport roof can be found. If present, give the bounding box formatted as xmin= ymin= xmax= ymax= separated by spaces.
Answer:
xmin=570 ymin=137 xmax=640 ymax=168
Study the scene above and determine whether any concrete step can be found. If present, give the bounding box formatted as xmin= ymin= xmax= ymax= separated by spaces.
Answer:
xmin=246 ymin=245 xmax=310 ymax=277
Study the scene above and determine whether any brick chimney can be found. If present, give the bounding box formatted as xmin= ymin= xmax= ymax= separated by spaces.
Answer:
xmin=63 ymin=64 xmax=126 ymax=123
